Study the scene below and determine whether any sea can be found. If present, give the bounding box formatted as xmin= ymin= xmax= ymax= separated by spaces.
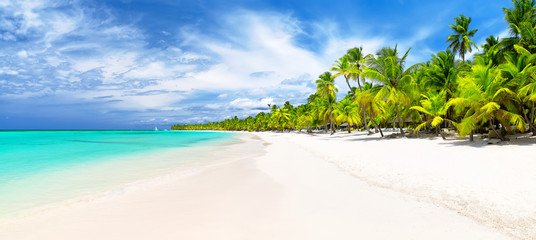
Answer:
xmin=0 ymin=130 xmax=235 ymax=220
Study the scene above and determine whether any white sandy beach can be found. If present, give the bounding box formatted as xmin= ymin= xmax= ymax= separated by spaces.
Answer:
xmin=1 ymin=131 xmax=535 ymax=239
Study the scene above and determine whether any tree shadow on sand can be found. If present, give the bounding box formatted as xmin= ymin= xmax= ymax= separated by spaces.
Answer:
xmin=318 ymin=131 xmax=536 ymax=148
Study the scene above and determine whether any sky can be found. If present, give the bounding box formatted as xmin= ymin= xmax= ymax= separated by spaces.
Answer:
xmin=0 ymin=0 xmax=512 ymax=130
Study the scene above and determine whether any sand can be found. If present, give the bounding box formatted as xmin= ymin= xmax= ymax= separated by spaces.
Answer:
xmin=1 ymin=131 xmax=532 ymax=239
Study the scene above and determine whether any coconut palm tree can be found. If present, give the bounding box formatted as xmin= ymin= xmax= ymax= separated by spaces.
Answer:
xmin=273 ymin=107 xmax=295 ymax=131
xmin=316 ymin=72 xmax=338 ymax=135
xmin=355 ymin=82 xmax=385 ymax=136
xmin=311 ymin=96 xmax=331 ymax=132
xmin=448 ymin=58 xmax=525 ymax=141
xmin=422 ymin=50 xmax=465 ymax=97
xmin=503 ymin=0 xmax=536 ymax=37
xmin=332 ymin=54 xmax=372 ymax=133
xmin=411 ymin=91 xmax=450 ymax=139
xmin=334 ymin=98 xmax=361 ymax=133
xmin=365 ymin=45 xmax=416 ymax=135
xmin=517 ymin=20 xmax=536 ymax=52
xmin=347 ymin=47 xmax=383 ymax=134
xmin=446 ymin=14 xmax=479 ymax=61
xmin=331 ymin=56 xmax=354 ymax=96
xmin=479 ymin=35 xmax=506 ymax=66
xmin=295 ymin=104 xmax=313 ymax=132
xmin=502 ymin=45 xmax=536 ymax=134
xmin=347 ymin=47 xmax=369 ymax=90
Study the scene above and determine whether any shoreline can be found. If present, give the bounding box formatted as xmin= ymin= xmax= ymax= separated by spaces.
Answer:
xmin=0 ymin=132 xmax=248 ymax=223
xmin=1 ymin=131 xmax=529 ymax=239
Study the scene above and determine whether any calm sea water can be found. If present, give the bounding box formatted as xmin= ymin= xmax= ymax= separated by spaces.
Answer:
xmin=0 ymin=130 xmax=234 ymax=219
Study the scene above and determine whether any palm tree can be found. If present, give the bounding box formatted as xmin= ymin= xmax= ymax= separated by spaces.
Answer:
xmin=483 ymin=35 xmax=500 ymax=53
xmin=502 ymin=45 xmax=536 ymax=134
xmin=355 ymin=82 xmax=384 ymax=136
xmin=411 ymin=91 xmax=450 ymax=139
xmin=365 ymin=45 xmax=416 ymax=135
xmin=479 ymin=35 xmax=506 ymax=66
xmin=334 ymin=98 xmax=361 ymax=133
xmin=503 ymin=0 xmax=536 ymax=38
xmin=332 ymin=51 xmax=373 ymax=133
xmin=273 ymin=107 xmax=295 ymax=131
xmin=295 ymin=104 xmax=313 ymax=132
xmin=517 ymin=20 xmax=536 ymax=52
xmin=446 ymin=14 xmax=479 ymax=61
xmin=422 ymin=50 xmax=465 ymax=97
xmin=347 ymin=47 xmax=369 ymax=91
xmin=347 ymin=47 xmax=383 ymax=134
xmin=331 ymin=56 xmax=354 ymax=96
xmin=316 ymin=72 xmax=338 ymax=135
xmin=448 ymin=58 xmax=525 ymax=141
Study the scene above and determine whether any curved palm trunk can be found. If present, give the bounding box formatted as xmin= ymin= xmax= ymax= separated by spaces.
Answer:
xmin=368 ymin=103 xmax=384 ymax=137
xmin=347 ymin=121 xmax=351 ymax=133
xmin=395 ymin=103 xmax=404 ymax=135
xmin=284 ymin=119 xmax=296 ymax=131
xmin=489 ymin=119 xmax=507 ymax=141
xmin=345 ymin=76 xmax=353 ymax=96
xmin=358 ymin=103 xmax=371 ymax=132
xmin=437 ymin=125 xmax=446 ymax=140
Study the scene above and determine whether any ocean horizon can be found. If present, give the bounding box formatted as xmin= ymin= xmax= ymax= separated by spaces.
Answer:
xmin=0 ymin=130 xmax=236 ymax=220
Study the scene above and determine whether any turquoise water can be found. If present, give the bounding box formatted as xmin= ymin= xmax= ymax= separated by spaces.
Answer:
xmin=0 ymin=131 xmax=234 ymax=219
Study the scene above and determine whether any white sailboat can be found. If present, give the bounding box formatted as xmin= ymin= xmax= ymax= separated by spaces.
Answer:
xmin=154 ymin=126 xmax=158 ymax=131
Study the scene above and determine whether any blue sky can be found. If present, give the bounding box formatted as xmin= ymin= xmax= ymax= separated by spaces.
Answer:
xmin=0 ymin=0 xmax=511 ymax=129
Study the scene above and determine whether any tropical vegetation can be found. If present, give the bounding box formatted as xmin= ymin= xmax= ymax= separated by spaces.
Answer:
xmin=172 ymin=0 xmax=536 ymax=142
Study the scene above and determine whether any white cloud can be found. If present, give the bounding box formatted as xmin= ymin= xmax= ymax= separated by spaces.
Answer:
xmin=178 ymin=11 xmax=328 ymax=91
xmin=0 ymin=68 xmax=19 ymax=75
xmin=205 ymin=103 xmax=222 ymax=109
xmin=229 ymin=97 xmax=274 ymax=109
xmin=123 ymin=62 xmax=169 ymax=80
xmin=16 ymin=50 xmax=28 ymax=58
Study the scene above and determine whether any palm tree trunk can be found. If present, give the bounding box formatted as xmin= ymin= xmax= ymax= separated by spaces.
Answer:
xmin=329 ymin=100 xmax=334 ymax=135
xmin=359 ymin=103 xmax=371 ymax=133
xmin=284 ymin=119 xmax=296 ymax=131
xmin=368 ymin=104 xmax=384 ymax=137
xmin=438 ymin=123 xmax=446 ymax=140
xmin=530 ymin=101 xmax=536 ymax=136
xmin=395 ymin=103 xmax=404 ymax=135
xmin=348 ymin=75 xmax=371 ymax=134
xmin=470 ymin=130 xmax=474 ymax=142
xmin=355 ymin=76 xmax=372 ymax=133
xmin=345 ymin=77 xmax=353 ymax=96
xmin=521 ymin=103 xmax=535 ymax=135
xmin=489 ymin=119 xmax=507 ymax=141
xmin=347 ymin=122 xmax=351 ymax=133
